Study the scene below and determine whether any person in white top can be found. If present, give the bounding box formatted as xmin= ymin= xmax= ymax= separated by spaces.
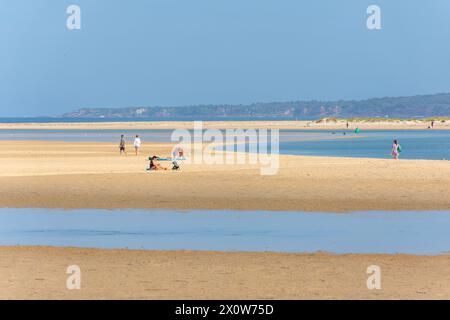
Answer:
xmin=133 ymin=135 xmax=142 ymax=156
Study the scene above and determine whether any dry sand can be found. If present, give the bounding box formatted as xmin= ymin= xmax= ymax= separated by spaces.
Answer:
xmin=1 ymin=136 xmax=449 ymax=300
xmin=0 ymin=119 xmax=449 ymax=130
xmin=0 ymin=246 xmax=448 ymax=300
xmin=0 ymin=140 xmax=449 ymax=212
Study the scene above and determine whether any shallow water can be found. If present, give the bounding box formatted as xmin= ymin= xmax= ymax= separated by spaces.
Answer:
xmin=280 ymin=130 xmax=450 ymax=160
xmin=0 ymin=129 xmax=339 ymax=143
xmin=0 ymin=208 xmax=449 ymax=255
xmin=0 ymin=129 xmax=177 ymax=143
xmin=1 ymin=129 xmax=449 ymax=160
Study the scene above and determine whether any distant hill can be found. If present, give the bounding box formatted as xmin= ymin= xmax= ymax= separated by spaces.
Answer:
xmin=62 ymin=93 xmax=450 ymax=120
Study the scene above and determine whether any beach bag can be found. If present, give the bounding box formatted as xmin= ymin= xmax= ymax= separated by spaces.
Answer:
xmin=397 ymin=145 xmax=402 ymax=153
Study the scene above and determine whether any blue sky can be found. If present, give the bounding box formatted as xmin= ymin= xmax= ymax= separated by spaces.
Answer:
xmin=1 ymin=0 xmax=450 ymax=117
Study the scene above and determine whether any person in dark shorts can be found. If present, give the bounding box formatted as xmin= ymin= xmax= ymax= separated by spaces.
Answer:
xmin=148 ymin=156 xmax=167 ymax=171
xmin=119 ymin=135 xmax=126 ymax=155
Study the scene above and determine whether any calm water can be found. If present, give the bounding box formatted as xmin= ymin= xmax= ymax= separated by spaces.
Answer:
xmin=0 ymin=129 xmax=339 ymax=143
xmin=0 ymin=208 xmax=449 ymax=255
xmin=1 ymin=129 xmax=449 ymax=160
xmin=0 ymin=116 xmax=300 ymax=123
xmin=280 ymin=130 xmax=450 ymax=160
xmin=0 ymin=129 xmax=177 ymax=143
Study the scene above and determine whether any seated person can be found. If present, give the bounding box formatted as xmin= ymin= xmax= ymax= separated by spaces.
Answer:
xmin=148 ymin=156 xmax=167 ymax=171
xmin=172 ymin=146 xmax=185 ymax=158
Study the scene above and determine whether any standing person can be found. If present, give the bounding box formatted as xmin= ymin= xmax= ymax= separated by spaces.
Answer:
xmin=392 ymin=139 xmax=401 ymax=160
xmin=346 ymin=121 xmax=349 ymax=129
xmin=431 ymin=120 xmax=435 ymax=129
xmin=119 ymin=134 xmax=126 ymax=156
xmin=134 ymin=135 xmax=142 ymax=156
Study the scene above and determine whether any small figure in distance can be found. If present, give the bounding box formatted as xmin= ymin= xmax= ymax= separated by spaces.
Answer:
xmin=134 ymin=135 xmax=141 ymax=156
xmin=392 ymin=139 xmax=401 ymax=160
xmin=119 ymin=134 xmax=126 ymax=156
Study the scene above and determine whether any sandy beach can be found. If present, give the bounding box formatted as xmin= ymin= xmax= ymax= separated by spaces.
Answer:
xmin=1 ymin=131 xmax=449 ymax=300
xmin=1 ymin=246 xmax=448 ymax=300
xmin=0 ymin=140 xmax=449 ymax=211
xmin=3 ymin=0 xmax=450 ymax=303
xmin=0 ymin=119 xmax=449 ymax=131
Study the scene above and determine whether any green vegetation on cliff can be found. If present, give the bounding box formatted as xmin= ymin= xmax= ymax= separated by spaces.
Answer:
xmin=62 ymin=93 xmax=450 ymax=119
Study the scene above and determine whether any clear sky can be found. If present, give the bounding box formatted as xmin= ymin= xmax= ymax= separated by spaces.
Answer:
xmin=1 ymin=0 xmax=450 ymax=117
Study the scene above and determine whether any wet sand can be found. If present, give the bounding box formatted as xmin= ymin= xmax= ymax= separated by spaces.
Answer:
xmin=1 ymin=246 xmax=448 ymax=300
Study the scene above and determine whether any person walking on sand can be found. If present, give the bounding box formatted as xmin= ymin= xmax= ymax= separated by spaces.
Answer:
xmin=392 ymin=139 xmax=401 ymax=160
xmin=134 ymin=135 xmax=142 ymax=156
xmin=119 ymin=134 xmax=126 ymax=156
